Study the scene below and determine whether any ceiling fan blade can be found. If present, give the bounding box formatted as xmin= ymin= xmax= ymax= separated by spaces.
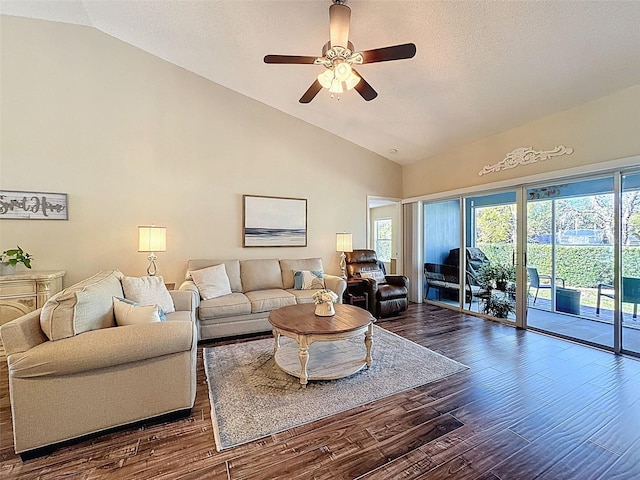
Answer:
xmin=329 ymin=3 xmax=350 ymax=48
xmin=264 ymin=55 xmax=317 ymax=64
xmin=352 ymin=69 xmax=377 ymax=101
xmin=360 ymin=43 xmax=417 ymax=64
xmin=299 ymin=80 xmax=323 ymax=103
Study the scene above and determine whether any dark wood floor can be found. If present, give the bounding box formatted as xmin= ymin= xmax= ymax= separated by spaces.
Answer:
xmin=2 ymin=303 xmax=640 ymax=479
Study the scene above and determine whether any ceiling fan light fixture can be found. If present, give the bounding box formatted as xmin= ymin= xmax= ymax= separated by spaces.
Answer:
xmin=329 ymin=78 xmax=344 ymax=94
xmin=333 ymin=61 xmax=351 ymax=81
xmin=317 ymin=68 xmax=334 ymax=89
xmin=345 ymin=70 xmax=360 ymax=90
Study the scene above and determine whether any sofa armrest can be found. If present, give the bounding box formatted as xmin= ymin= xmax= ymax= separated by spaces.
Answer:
xmin=0 ymin=309 xmax=48 ymax=357
xmin=385 ymin=275 xmax=409 ymax=288
xmin=178 ymin=280 xmax=200 ymax=308
xmin=8 ymin=321 xmax=196 ymax=378
xmin=170 ymin=289 xmax=197 ymax=313
xmin=324 ymin=274 xmax=347 ymax=304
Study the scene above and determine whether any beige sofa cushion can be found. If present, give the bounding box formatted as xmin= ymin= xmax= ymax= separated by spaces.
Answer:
xmin=280 ymin=258 xmax=324 ymax=289
xmin=186 ymin=259 xmax=242 ymax=293
xmin=199 ymin=293 xmax=252 ymax=320
xmin=240 ymin=259 xmax=283 ymax=292
xmin=245 ymin=289 xmax=296 ymax=313
xmin=285 ymin=289 xmax=318 ymax=304
xmin=40 ymin=270 xmax=124 ymax=341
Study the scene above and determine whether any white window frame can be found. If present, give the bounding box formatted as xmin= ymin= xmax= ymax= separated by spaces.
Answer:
xmin=374 ymin=218 xmax=393 ymax=262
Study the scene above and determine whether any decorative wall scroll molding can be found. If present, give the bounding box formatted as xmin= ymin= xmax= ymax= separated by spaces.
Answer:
xmin=0 ymin=190 xmax=68 ymax=220
xmin=478 ymin=145 xmax=574 ymax=176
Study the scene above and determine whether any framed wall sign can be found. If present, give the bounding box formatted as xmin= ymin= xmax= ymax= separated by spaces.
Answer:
xmin=243 ymin=195 xmax=307 ymax=247
xmin=0 ymin=190 xmax=68 ymax=220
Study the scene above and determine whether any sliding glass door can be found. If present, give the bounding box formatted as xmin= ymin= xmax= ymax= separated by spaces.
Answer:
xmin=420 ymin=169 xmax=640 ymax=357
xmin=464 ymin=191 xmax=518 ymax=323
xmin=423 ymin=199 xmax=461 ymax=309
xmin=526 ymin=177 xmax=615 ymax=348
xmin=621 ymin=172 xmax=640 ymax=355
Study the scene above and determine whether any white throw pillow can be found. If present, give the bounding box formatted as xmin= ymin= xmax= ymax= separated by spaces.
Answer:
xmin=121 ymin=276 xmax=175 ymax=313
xmin=360 ymin=270 xmax=387 ymax=284
xmin=113 ymin=297 xmax=162 ymax=326
xmin=190 ymin=264 xmax=233 ymax=300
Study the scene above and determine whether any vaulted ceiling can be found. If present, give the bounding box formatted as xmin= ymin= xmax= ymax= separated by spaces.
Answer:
xmin=2 ymin=0 xmax=640 ymax=165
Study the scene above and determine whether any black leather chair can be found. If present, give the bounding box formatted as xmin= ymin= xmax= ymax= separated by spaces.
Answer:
xmin=345 ymin=249 xmax=409 ymax=318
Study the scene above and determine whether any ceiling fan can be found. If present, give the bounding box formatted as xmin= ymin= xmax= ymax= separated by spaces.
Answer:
xmin=264 ymin=0 xmax=416 ymax=103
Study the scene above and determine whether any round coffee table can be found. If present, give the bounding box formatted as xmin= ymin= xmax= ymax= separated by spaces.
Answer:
xmin=268 ymin=303 xmax=375 ymax=387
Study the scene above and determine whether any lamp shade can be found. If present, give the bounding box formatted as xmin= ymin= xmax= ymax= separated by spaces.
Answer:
xmin=138 ymin=226 xmax=166 ymax=252
xmin=336 ymin=233 xmax=353 ymax=253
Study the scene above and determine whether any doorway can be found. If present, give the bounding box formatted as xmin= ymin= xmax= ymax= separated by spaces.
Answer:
xmin=367 ymin=196 xmax=403 ymax=274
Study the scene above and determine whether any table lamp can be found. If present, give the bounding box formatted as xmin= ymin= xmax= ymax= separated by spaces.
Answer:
xmin=138 ymin=225 xmax=166 ymax=276
xmin=336 ymin=233 xmax=353 ymax=279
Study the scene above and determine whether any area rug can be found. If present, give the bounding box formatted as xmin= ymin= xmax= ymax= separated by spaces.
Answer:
xmin=203 ymin=325 xmax=468 ymax=451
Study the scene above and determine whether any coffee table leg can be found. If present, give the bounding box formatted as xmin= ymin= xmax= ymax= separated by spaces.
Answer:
xmin=365 ymin=322 xmax=373 ymax=367
xmin=272 ymin=329 xmax=280 ymax=355
xmin=298 ymin=336 xmax=309 ymax=387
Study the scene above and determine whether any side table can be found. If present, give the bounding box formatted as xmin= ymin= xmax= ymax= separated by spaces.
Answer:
xmin=344 ymin=279 xmax=369 ymax=311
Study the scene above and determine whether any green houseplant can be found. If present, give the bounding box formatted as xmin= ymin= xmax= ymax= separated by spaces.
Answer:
xmin=481 ymin=294 xmax=516 ymax=319
xmin=477 ymin=262 xmax=515 ymax=291
xmin=1 ymin=245 xmax=33 ymax=270
xmin=477 ymin=262 xmax=516 ymax=319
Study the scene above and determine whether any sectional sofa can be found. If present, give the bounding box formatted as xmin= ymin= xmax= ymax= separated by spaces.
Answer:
xmin=179 ymin=257 xmax=347 ymax=340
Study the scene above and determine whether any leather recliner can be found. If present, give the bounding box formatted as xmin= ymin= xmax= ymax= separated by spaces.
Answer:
xmin=345 ymin=249 xmax=409 ymax=318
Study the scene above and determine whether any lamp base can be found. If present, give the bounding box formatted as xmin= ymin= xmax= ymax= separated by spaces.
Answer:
xmin=339 ymin=251 xmax=347 ymax=279
xmin=147 ymin=253 xmax=158 ymax=276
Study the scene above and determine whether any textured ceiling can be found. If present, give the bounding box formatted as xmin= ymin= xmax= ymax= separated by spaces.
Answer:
xmin=2 ymin=0 xmax=640 ymax=165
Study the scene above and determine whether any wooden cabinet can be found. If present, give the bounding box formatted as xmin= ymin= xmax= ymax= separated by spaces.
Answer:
xmin=0 ymin=270 xmax=65 ymax=357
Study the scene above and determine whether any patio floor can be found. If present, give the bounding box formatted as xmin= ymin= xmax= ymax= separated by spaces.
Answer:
xmin=527 ymin=298 xmax=640 ymax=353
xmin=428 ymin=296 xmax=640 ymax=354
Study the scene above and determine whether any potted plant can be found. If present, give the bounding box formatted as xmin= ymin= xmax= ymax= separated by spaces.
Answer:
xmin=482 ymin=294 xmax=516 ymax=319
xmin=477 ymin=263 xmax=515 ymax=292
xmin=1 ymin=245 xmax=33 ymax=274
xmin=476 ymin=262 xmax=516 ymax=318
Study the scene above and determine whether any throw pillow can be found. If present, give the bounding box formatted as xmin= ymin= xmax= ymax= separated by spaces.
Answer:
xmin=40 ymin=269 xmax=124 ymax=341
xmin=113 ymin=297 xmax=162 ymax=326
xmin=189 ymin=263 xmax=232 ymax=300
xmin=114 ymin=296 xmax=166 ymax=321
xmin=121 ymin=276 xmax=175 ymax=314
xmin=359 ymin=269 xmax=386 ymax=284
xmin=293 ymin=270 xmax=325 ymax=290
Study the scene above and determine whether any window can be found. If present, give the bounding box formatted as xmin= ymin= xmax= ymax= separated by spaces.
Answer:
xmin=374 ymin=218 xmax=392 ymax=262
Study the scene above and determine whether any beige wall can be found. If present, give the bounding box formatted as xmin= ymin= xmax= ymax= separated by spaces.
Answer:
xmin=0 ymin=16 xmax=403 ymax=286
xmin=403 ymin=84 xmax=640 ymax=198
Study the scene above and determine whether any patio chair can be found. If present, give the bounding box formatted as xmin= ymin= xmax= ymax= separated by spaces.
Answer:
xmin=527 ymin=267 xmax=565 ymax=304
xmin=596 ymin=277 xmax=640 ymax=319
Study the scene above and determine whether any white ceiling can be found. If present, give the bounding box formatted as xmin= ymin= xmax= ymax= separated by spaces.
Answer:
xmin=2 ymin=0 xmax=640 ymax=165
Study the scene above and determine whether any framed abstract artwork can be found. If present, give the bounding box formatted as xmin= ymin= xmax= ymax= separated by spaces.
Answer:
xmin=243 ymin=195 xmax=307 ymax=247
